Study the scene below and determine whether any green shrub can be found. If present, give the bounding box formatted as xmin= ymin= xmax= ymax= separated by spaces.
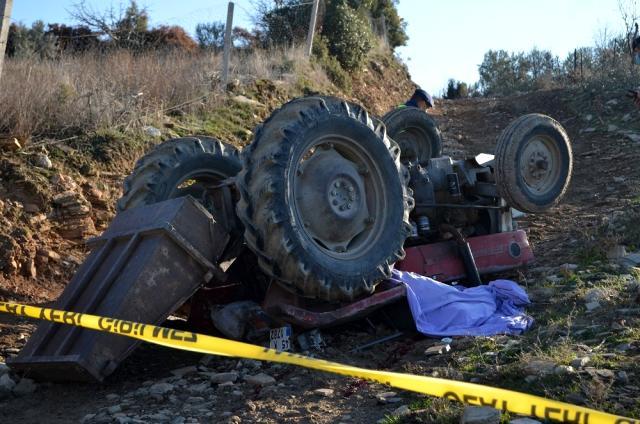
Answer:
xmin=312 ymin=34 xmax=331 ymax=60
xmin=322 ymin=1 xmax=373 ymax=71
xmin=255 ymin=0 xmax=311 ymax=47
xmin=55 ymin=82 xmax=77 ymax=105
xmin=359 ymin=0 xmax=408 ymax=49
xmin=445 ymin=79 xmax=469 ymax=99
xmin=312 ymin=36 xmax=351 ymax=91
xmin=195 ymin=22 xmax=225 ymax=51
xmin=323 ymin=56 xmax=351 ymax=91
xmin=6 ymin=21 xmax=57 ymax=59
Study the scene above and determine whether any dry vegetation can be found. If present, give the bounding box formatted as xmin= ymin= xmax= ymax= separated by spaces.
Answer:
xmin=0 ymin=46 xmax=330 ymax=142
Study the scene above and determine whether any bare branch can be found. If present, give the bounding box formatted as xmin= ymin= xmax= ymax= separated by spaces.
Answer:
xmin=618 ymin=0 xmax=639 ymax=52
xmin=67 ymin=0 xmax=125 ymax=41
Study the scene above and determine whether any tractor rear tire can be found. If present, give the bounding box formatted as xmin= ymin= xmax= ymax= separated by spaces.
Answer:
xmin=382 ymin=106 xmax=442 ymax=165
xmin=117 ymin=136 xmax=242 ymax=235
xmin=494 ymin=114 xmax=572 ymax=213
xmin=236 ymin=96 xmax=414 ymax=302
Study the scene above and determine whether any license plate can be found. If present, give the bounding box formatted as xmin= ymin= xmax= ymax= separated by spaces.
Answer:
xmin=269 ymin=326 xmax=292 ymax=352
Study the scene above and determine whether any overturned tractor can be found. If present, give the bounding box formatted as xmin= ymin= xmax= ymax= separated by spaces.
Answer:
xmin=10 ymin=96 xmax=572 ymax=381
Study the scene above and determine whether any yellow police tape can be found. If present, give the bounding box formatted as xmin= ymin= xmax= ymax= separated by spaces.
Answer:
xmin=0 ymin=301 xmax=635 ymax=424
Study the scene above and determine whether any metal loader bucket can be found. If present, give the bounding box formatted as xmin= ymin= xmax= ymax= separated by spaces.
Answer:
xmin=9 ymin=196 xmax=228 ymax=382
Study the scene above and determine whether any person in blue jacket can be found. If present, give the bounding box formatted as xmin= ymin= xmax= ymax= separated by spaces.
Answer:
xmin=404 ymin=88 xmax=435 ymax=111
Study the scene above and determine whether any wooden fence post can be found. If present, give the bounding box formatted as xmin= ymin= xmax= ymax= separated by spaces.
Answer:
xmin=221 ymin=2 xmax=234 ymax=90
xmin=0 ymin=0 xmax=14 ymax=80
xmin=305 ymin=0 xmax=320 ymax=58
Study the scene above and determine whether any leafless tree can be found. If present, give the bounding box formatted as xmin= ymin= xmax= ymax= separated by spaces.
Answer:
xmin=618 ymin=0 xmax=639 ymax=53
xmin=67 ymin=0 xmax=149 ymax=48
xmin=593 ymin=25 xmax=614 ymax=69
xmin=68 ymin=1 xmax=125 ymax=41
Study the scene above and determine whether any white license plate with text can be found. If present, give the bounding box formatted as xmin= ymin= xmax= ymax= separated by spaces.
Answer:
xmin=269 ymin=326 xmax=292 ymax=352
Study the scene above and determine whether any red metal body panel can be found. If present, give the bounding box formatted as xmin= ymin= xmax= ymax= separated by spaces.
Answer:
xmin=263 ymin=281 xmax=405 ymax=329
xmin=396 ymin=230 xmax=534 ymax=282
xmin=262 ymin=231 xmax=533 ymax=328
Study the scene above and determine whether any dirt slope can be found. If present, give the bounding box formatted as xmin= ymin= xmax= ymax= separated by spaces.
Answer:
xmin=2 ymin=87 xmax=640 ymax=423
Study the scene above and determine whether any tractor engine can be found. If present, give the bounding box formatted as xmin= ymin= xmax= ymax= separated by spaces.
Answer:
xmin=406 ymin=155 xmax=510 ymax=245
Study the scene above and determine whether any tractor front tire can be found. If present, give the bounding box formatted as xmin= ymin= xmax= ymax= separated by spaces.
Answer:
xmin=495 ymin=114 xmax=572 ymax=213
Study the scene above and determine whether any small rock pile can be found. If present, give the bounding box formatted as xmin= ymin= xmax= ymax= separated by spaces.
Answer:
xmin=0 ymin=231 xmax=22 ymax=276
xmin=0 ymin=204 xmax=38 ymax=278
xmin=522 ymin=354 xmax=632 ymax=391
xmin=80 ymin=359 xmax=284 ymax=424
xmin=51 ymin=191 xmax=95 ymax=240
xmin=460 ymin=406 xmax=546 ymax=424
xmin=0 ymin=362 xmax=38 ymax=401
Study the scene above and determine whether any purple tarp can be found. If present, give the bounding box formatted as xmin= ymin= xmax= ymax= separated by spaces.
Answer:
xmin=391 ymin=269 xmax=534 ymax=337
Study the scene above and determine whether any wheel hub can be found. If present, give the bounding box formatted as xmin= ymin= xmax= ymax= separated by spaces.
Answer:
xmin=328 ymin=176 xmax=360 ymax=218
xmin=520 ymin=136 xmax=560 ymax=194
xmin=293 ymin=143 xmax=373 ymax=256
xmin=527 ymin=151 xmax=550 ymax=180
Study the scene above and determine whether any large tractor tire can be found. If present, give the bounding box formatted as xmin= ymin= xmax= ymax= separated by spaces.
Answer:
xmin=382 ymin=106 xmax=442 ymax=165
xmin=494 ymin=114 xmax=572 ymax=213
xmin=236 ymin=96 xmax=414 ymax=302
xmin=117 ymin=136 xmax=242 ymax=236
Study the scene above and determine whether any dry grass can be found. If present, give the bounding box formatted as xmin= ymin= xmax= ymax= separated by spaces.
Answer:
xmin=0 ymin=45 xmax=329 ymax=141
xmin=231 ymin=45 xmax=327 ymax=85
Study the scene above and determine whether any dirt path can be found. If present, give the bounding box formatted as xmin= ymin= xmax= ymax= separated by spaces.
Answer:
xmin=436 ymin=90 xmax=640 ymax=266
xmin=2 ymin=90 xmax=640 ymax=423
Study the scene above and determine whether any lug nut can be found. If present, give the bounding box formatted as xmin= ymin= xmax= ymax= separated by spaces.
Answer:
xmin=348 ymin=186 xmax=354 ymax=192
xmin=334 ymin=181 xmax=340 ymax=188
xmin=346 ymin=203 xmax=352 ymax=209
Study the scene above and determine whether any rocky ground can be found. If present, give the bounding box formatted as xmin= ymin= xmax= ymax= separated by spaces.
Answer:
xmin=1 ymin=86 xmax=640 ymax=423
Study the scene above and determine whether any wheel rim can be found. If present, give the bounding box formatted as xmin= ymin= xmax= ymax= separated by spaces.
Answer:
xmin=394 ymin=127 xmax=431 ymax=164
xmin=169 ymin=169 xmax=237 ymax=224
xmin=290 ymin=136 xmax=388 ymax=260
xmin=518 ymin=135 xmax=561 ymax=196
